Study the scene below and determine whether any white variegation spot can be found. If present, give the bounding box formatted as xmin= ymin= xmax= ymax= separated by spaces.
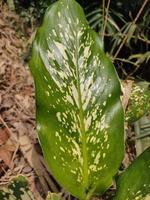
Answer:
xmin=71 ymin=84 xmax=79 ymax=108
xmin=52 ymin=29 xmax=57 ymax=36
xmin=68 ymin=18 xmax=71 ymax=24
xmin=94 ymin=152 xmax=101 ymax=165
xmin=56 ymin=112 xmax=61 ymax=122
xmin=55 ymin=131 xmax=61 ymax=142
xmin=54 ymin=41 xmax=68 ymax=60
xmin=102 ymin=153 xmax=106 ymax=159
xmin=84 ymin=116 xmax=92 ymax=132
xmin=58 ymin=11 xmax=61 ymax=17
xmin=66 ymin=94 xmax=74 ymax=105
xmin=60 ymin=146 xmax=65 ymax=152
xmin=45 ymin=91 xmax=50 ymax=96
xmin=47 ymin=50 xmax=55 ymax=60
xmin=103 ymin=101 xmax=106 ymax=106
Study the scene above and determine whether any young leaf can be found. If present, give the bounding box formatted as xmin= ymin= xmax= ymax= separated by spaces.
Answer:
xmin=29 ymin=0 xmax=124 ymax=199
xmin=114 ymin=147 xmax=150 ymax=200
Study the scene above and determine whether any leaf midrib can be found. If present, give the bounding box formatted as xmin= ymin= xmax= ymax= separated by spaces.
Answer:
xmin=74 ymin=28 xmax=88 ymax=191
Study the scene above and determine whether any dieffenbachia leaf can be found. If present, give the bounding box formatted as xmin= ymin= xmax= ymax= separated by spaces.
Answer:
xmin=126 ymin=81 xmax=150 ymax=124
xmin=114 ymin=147 xmax=150 ymax=200
xmin=29 ymin=0 xmax=124 ymax=199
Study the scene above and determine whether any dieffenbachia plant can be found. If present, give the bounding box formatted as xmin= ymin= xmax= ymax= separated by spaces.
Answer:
xmin=114 ymin=147 xmax=150 ymax=200
xmin=29 ymin=0 xmax=124 ymax=199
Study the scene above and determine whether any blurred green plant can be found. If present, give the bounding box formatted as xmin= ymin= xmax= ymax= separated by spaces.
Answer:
xmin=114 ymin=147 xmax=150 ymax=200
xmin=126 ymin=81 xmax=150 ymax=123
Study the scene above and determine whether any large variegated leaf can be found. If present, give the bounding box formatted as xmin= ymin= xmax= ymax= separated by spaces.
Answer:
xmin=114 ymin=147 xmax=150 ymax=200
xmin=29 ymin=0 xmax=124 ymax=199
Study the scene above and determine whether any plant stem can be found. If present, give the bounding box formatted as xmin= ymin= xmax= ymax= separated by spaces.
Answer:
xmin=75 ymin=28 xmax=88 ymax=189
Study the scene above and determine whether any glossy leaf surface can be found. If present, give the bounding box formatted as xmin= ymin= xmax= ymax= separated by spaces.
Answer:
xmin=114 ymin=147 xmax=150 ymax=200
xmin=29 ymin=0 xmax=124 ymax=199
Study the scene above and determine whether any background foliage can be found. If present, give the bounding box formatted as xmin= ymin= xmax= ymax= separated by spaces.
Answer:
xmin=9 ymin=0 xmax=150 ymax=82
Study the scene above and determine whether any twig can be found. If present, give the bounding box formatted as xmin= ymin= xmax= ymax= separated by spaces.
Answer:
xmin=115 ymin=57 xmax=139 ymax=67
xmin=0 ymin=115 xmax=19 ymax=169
xmin=113 ymin=0 xmax=149 ymax=60
xmin=0 ymin=115 xmax=17 ymax=142
xmin=101 ymin=0 xmax=111 ymax=45
xmin=10 ymin=143 xmax=20 ymax=169
xmin=99 ymin=32 xmax=150 ymax=45
xmin=128 ymin=63 xmax=141 ymax=77
xmin=117 ymin=62 xmax=128 ymax=77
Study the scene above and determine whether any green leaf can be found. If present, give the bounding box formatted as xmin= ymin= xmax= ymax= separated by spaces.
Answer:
xmin=114 ymin=147 xmax=150 ymax=200
xmin=126 ymin=81 xmax=150 ymax=123
xmin=29 ymin=0 xmax=124 ymax=199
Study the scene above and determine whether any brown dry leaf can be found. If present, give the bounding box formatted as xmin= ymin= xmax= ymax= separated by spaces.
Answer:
xmin=0 ymin=2 xmax=58 ymax=198
xmin=122 ymin=152 xmax=130 ymax=168
xmin=15 ymin=94 xmax=30 ymax=110
xmin=121 ymin=80 xmax=133 ymax=110
xmin=0 ymin=128 xmax=10 ymax=145
xmin=3 ymin=139 xmax=17 ymax=152
xmin=0 ymin=148 xmax=12 ymax=166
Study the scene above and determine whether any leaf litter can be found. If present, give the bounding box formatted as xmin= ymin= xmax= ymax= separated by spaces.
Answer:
xmin=0 ymin=2 xmax=59 ymax=200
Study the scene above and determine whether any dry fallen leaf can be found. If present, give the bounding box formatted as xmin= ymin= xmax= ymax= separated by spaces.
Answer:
xmin=0 ymin=148 xmax=12 ymax=166
xmin=121 ymin=80 xmax=133 ymax=110
xmin=0 ymin=128 xmax=10 ymax=145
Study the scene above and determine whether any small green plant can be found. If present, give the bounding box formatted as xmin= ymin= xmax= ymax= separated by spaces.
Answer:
xmin=0 ymin=176 xmax=61 ymax=200
xmin=29 ymin=0 xmax=150 ymax=199
xmin=0 ymin=175 xmax=35 ymax=200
